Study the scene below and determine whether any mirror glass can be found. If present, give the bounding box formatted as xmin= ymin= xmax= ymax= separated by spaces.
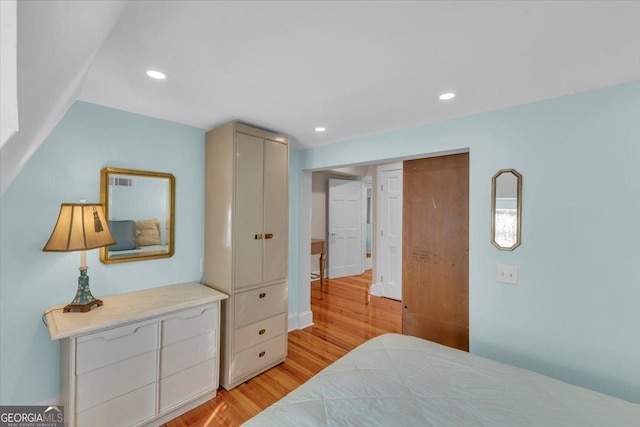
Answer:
xmin=100 ymin=167 xmax=175 ymax=264
xmin=491 ymin=169 xmax=522 ymax=250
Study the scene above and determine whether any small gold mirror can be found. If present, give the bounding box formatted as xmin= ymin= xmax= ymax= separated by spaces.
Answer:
xmin=491 ymin=169 xmax=522 ymax=251
xmin=100 ymin=167 xmax=175 ymax=264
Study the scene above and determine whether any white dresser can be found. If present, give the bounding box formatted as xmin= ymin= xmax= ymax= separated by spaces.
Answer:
xmin=204 ymin=122 xmax=289 ymax=390
xmin=44 ymin=282 xmax=228 ymax=427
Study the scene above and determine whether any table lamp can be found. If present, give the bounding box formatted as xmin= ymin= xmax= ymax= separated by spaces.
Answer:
xmin=43 ymin=203 xmax=116 ymax=312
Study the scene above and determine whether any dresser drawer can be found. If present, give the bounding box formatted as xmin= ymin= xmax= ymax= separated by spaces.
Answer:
xmin=159 ymin=359 xmax=216 ymax=412
xmin=76 ymin=351 xmax=156 ymax=413
xmin=160 ymin=330 xmax=216 ymax=379
xmin=162 ymin=304 xmax=217 ymax=347
xmin=234 ymin=313 xmax=286 ymax=354
xmin=76 ymin=383 xmax=155 ymax=427
xmin=76 ymin=321 xmax=158 ymax=375
xmin=230 ymin=333 xmax=286 ymax=383
xmin=234 ymin=283 xmax=287 ymax=328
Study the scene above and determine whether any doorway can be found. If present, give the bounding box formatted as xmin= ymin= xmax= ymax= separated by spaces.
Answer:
xmin=370 ymin=163 xmax=403 ymax=301
xmin=327 ymin=178 xmax=365 ymax=278
xmin=310 ymin=168 xmax=373 ymax=282
xmin=299 ymin=149 xmax=469 ymax=343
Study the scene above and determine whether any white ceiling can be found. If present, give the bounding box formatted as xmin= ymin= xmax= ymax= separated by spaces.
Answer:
xmin=2 ymin=1 xmax=639 ymax=193
xmin=78 ymin=0 xmax=640 ymax=147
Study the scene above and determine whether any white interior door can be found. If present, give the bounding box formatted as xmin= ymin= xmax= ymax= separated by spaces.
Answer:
xmin=375 ymin=163 xmax=403 ymax=300
xmin=328 ymin=179 xmax=364 ymax=279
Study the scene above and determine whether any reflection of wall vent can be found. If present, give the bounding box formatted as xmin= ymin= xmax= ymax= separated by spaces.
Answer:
xmin=109 ymin=177 xmax=133 ymax=187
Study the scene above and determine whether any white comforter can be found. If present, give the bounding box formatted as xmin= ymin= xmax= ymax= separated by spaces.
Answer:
xmin=243 ymin=334 xmax=640 ymax=426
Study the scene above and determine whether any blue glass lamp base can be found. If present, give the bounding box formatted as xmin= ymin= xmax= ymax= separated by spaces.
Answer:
xmin=63 ymin=267 xmax=103 ymax=313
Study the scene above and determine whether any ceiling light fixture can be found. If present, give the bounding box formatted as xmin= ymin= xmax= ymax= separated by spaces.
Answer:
xmin=315 ymin=127 xmax=326 ymax=132
xmin=439 ymin=92 xmax=456 ymax=101
xmin=146 ymin=70 xmax=167 ymax=80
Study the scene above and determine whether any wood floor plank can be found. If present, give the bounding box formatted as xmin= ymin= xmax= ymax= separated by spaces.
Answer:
xmin=163 ymin=271 xmax=402 ymax=427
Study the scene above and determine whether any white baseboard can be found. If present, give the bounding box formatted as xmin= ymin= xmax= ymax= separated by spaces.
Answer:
xmin=288 ymin=310 xmax=314 ymax=331
xmin=369 ymin=282 xmax=384 ymax=296
xmin=298 ymin=310 xmax=314 ymax=329
xmin=369 ymin=283 xmax=402 ymax=301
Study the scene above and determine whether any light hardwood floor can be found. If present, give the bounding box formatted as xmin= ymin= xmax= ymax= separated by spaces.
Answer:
xmin=163 ymin=271 xmax=402 ymax=427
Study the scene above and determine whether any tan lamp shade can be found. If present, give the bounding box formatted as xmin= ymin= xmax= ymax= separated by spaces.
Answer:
xmin=43 ymin=203 xmax=116 ymax=252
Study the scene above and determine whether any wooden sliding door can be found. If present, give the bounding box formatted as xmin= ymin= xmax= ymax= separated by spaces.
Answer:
xmin=402 ymin=153 xmax=469 ymax=351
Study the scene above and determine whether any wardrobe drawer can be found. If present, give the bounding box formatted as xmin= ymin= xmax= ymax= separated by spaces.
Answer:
xmin=76 ymin=321 xmax=158 ymax=375
xmin=234 ymin=283 xmax=287 ymax=328
xmin=76 ymin=383 xmax=156 ymax=427
xmin=76 ymin=351 xmax=156 ymax=413
xmin=159 ymin=359 xmax=216 ymax=412
xmin=162 ymin=304 xmax=217 ymax=347
xmin=234 ymin=313 xmax=286 ymax=354
xmin=230 ymin=334 xmax=286 ymax=383
xmin=160 ymin=331 xmax=216 ymax=379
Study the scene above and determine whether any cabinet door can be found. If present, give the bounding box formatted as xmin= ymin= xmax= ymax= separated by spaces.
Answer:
xmin=235 ymin=133 xmax=264 ymax=289
xmin=263 ymin=140 xmax=288 ymax=283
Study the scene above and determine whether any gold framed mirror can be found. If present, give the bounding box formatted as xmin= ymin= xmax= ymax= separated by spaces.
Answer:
xmin=100 ymin=167 xmax=175 ymax=264
xmin=491 ymin=169 xmax=522 ymax=251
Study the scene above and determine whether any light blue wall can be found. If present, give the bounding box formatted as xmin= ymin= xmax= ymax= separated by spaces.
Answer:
xmin=0 ymin=101 xmax=206 ymax=404
xmin=292 ymin=81 xmax=640 ymax=403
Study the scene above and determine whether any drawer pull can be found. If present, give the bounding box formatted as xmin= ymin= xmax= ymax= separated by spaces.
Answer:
xmin=259 ymin=329 xmax=266 ymax=335
xmin=259 ymin=351 xmax=266 ymax=358
xmin=259 ymin=293 xmax=266 ymax=299
xmin=254 ymin=234 xmax=263 ymax=240
xmin=264 ymin=233 xmax=274 ymax=239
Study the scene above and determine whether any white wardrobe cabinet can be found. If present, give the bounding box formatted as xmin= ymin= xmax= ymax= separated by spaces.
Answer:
xmin=205 ymin=122 xmax=288 ymax=390
xmin=44 ymin=283 xmax=228 ymax=427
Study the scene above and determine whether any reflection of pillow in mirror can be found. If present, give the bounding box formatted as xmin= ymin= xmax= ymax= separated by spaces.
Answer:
xmin=108 ymin=220 xmax=138 ymax=251
xmin=136 ymin=219 xmax=162 ymax=246
xmin=165 ymin=219 xmax=170 ymax=246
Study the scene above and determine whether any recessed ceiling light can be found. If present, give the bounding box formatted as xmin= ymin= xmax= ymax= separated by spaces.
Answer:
xmin=315 ymin=127 xmax=326 ymax=132
xmin=439 ymin=92 xmax=456 ymax=101
xmin=146 ymin=70 xmax=166 ymax=80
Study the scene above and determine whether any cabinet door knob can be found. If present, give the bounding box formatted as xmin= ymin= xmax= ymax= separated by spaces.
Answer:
xmin=259 ymin=329 xmax=266 ymax=335
xmin=254 ymin=234 xmax=263 ymax=240
xmin=259 ymin=351 xmax=266 ymax=358
xmin=264 ymin=233 xmax=273 ymax=239
xmin=259 ymin=293 xmax=266 ymax=298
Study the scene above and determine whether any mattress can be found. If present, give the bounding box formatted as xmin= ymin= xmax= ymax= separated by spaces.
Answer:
xmin=243 ymin=333 xmax=640 ymax=426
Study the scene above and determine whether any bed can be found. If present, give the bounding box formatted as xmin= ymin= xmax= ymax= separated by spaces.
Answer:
xmin=243 ymin=334 xmax=640 ymax=426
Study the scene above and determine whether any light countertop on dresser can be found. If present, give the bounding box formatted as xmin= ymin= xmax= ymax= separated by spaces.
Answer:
xmin=44 ymin=282 xmax=228 ymax=340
